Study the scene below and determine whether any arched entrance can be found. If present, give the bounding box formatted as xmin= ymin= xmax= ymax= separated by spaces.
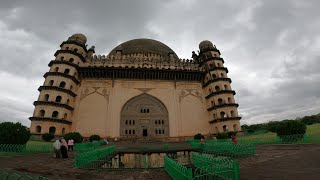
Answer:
xmin=120 ymin=94 xmax=169 ymax=139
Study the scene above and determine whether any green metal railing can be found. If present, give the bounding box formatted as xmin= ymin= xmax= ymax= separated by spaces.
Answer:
xmin=74 ymin=141 xmax=105 ymax=153
xmin=192 ymin=152 xmax=239 ymax=180
xmin=164 ymin=156 xmax=193 ymax=180
xmin=74 ymin=145 xmax=115 ymax=168
xmin=0 ymin=171 xmax=60 ymax=180
xmin=202 ymin=143 xmax=256 ymax=158
xmin=0 ymin=144 xmax=52 ymax=154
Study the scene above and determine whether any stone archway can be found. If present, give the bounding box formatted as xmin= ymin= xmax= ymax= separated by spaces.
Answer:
xmin=120 ymin=94 xmax=169 ymax=139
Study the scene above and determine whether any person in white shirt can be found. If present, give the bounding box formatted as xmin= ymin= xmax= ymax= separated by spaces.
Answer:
xmin=53 ymin=139 xmax=61 ymax=158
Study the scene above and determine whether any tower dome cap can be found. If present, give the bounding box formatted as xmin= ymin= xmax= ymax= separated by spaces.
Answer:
xmin=68 ymin=33 xmax=87 ymax=44
xmin=199 ymin=40 xmax=214 ymax=51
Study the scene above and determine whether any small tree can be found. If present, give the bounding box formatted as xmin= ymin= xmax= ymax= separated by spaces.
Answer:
xmin=0 ymin=122 xmax=30 ymax=144
xmin=276 ymin=120 xmax=306 ymax=142
xmin=194 ymin=133 xmax=205 ymax=140
xmin=42 ymin=133 xmax=55 ymax=142
xmin=227 ymin=131 xmax=237 ymax=138
xmin=89 ymin=135 xmax=101 ymax=142
xmin=64 ymin=132 xmax=83 ymax=143
xmin=216 ymin=133 xmax=229 ymax=139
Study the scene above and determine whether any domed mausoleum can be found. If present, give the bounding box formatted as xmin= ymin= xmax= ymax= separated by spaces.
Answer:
xmin=29 ymin=34 xmax=241 ymax=140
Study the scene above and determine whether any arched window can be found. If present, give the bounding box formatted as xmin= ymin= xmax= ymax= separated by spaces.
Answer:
xmin=218 ymin=98 xmax=223 ymax=105
xmin=231 ymin=110 xmax=235 ymax=117
xmin=126 ymin=120 xmax=128 ymax=125
xmin=212 ymin=74 xmax=216 ymax=78
xmin=209 ymin=64 xmax=213 ymax=68
xmin=155 ymin=129 xmax=158 ymax=134
xmin=55 ymin=96 xmax=62 ymax=103
xmin=228 ymin=97 xmax=232 ymax=103
xmin=213 ymin=113 xmax=216 ymax=118
xmin=49 ymin=126 xmax=56 ymax=134
xmin=36 ymin=126 xmax=41 ymax=133
xmin=52 ymin=111 xmax=59 ymax=118
xmin=125 ymin=130 xmax=127 ymax=134
xmin=59 ymin=81 xmax=66 ymax=88
xmin=62 ymin=128 xmax=65 ymax=135
xmin=220 ymin=111 xmax=226 ymax=119
xmin=39 ymin=109 xmax=45 ymax=117
xmin=162 ymin=129 xmax=165 ymax=134
xmin=220 ymin=73 xmax=224 ymax=77
xmin=133 ymin=130 xmax=135 ymax=134
xmin=224 ymin=84 xmax=228 ymax=90
xmin=129 ymin=120 xmax=131 ymax=125
xmin=66 ymin=47 xmax=69 ymax=50
xmin=215 ymin=86 xmax=220 ymax=91
xmin=60 ymin=56 xmax=64 ymax=60
xmin=64 ymin=69 xmax=70 ymax=75
xmin=74 ymin=48 xmax=78 ymax=53
xmin=54 ymin=67 xmax=59 ymax=72
xmin=155 ymin=121 xmax=157 ymax=124
xmin=133 ymin=120 xmax=135 ymax=125
xmin=162 ymin=120 xmax=164 ymax=124
xmin=66 ymin=99 xmax=70 ymax=105
xmin=129 ymin=130 xmax=131 ymax=134
xmin=49 ymin=80 xmax=54 ymax=86
xmin=223 ymin=125 xmax=228 ymax=132
xmin=44 ymin=94 xmax=49 ymax=101
xmin=158 ymin=120 xmax=161 ymax=124
xmin=63 ymin=113 xmax=67 ymax=119
xmin=69 ymin=58 xmax=74 ymax=63
xmin=211 ymin=101 xmax=214 ymax=106
xmin=233 ymin=124 xmax=237 ymax=131
xmin=147 ymin=109 xmax=149 ymax=113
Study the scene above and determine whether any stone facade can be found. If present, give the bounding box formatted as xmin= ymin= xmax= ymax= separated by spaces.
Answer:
xmin=29 ymin=34 xmax=241 ymax=139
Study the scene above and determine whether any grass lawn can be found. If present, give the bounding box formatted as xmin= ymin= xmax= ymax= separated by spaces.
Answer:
xmin=237 ymin=123 xmax=320 ymax=144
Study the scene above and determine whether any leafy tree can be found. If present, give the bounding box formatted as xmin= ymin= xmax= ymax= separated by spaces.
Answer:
xmin=267 ymin=121 xmax=281 ymax=132
xmin=276 ymin=120 xmax=306 ymax=137
xmin=227 ymin=131 xmax=237 ymax=138
xmin=89 ymin=134 xmax=101 ymax=142
xmin=216 ymin=133 xmax=229 ymax=139
xmin=194 ymin=133 xmax=205 ymax=140
xmin=64 ymin=132 xmax=83 ymax=143
xmin=42 ymin=133 xmax=55 ymax=142
xmin=0 ymin=122 xmax=30 ymax=144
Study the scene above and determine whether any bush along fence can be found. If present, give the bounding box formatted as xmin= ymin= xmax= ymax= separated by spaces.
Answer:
xmin=74 ymin=145 xmax=115 ymax=169
xmin=0 ymin=144 xmax=52 ymax=154
xmin=164 ymin=153 xmax=240 ymax=180
xmin=0 ymin=171 xmax=60 ymax=180
xmin=74 ymin=141 xmax=105 ymax=153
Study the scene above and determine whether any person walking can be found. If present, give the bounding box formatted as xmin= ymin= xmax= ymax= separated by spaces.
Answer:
xmin=60 ymin=138 xmax=68 ymax=158
xmin=53 ymin=139 xmax=61 ymax=158
xmin=68 ymin=138 xmax=74 ymax=151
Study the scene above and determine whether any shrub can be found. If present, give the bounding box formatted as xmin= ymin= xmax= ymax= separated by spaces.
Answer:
xmin=0 ymin=122 xmax=31 ymax=144
xmin=89 ymin=135 xmax=101 ymax=142
xmin=194 ymin=133 xmax=205 ymax=140
xmin=64 ymin=132 xmax=83 ymax=143
xmin=276 ymin=120 xmax=306 ymax=137
xmin=227 ymin=131 xmax=237 ymax=138
xmin=42 ymin=133 xmax=55 ymax=142
xmin=247 ymin=129 xmax=255 ymax=133
xmin=216 ymin=133 xmax=229 ymax=139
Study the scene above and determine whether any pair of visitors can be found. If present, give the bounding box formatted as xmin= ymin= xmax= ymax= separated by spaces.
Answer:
xmin=60 ymin=137 xmax=68 ymax=158
xmin=53 ymin=138 xmax=61 ymax=158
xmin=68 ymin=139 xmax=74 ymax=151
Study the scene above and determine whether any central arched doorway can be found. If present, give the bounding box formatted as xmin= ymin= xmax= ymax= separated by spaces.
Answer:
xmin=120 ymin=94 xmax=169 ymax=139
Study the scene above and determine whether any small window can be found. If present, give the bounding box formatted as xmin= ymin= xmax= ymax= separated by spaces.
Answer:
xmin=66 ymin=47 xmax=69 ymax=50
xmin=143 ymin=109 xmax=146 ymax=113
xmin=212 ymin=74 xmax=216 ymax=78
xmin=39 ymin=110 xmax=45 ymax=117
xmin=141 ymin=109 xmax=143 ymax=113
xmin=62 ymin=128 xmax=65 ymax=135
xmin=162 ymin=129 xmax=164 ymax=134
xmin=55 ymin=67 xmax=59 ymax=72
xmin=147 ymin=109 xmax=149 ymax=113
xmin=74 ymin=48 xmax=78 ymax=53
xmin=220 ymin=112 xmax=226 ymax=119
xmin=49 ymin=126 xmax=56 ymax=134
xmin=63 ymin=113 xmax=67 ymax=119
xmin=69 ymin=58 xmax=74 ymax=63
xmin=155 ymin=121 xmax=157 ymax=125
xmin=129 ymin=130 xmax=131 ymax=134
xmin=133 ymin=130 xmax=135 ymax=134
xmin=55 ymin=96 xmax=62 ymax=103
xmin=66 ymin=99 xmax=70 ymax=105
xmin=221 ymin=73 xmax=224 ymax=77
xmin=155 ymin=129 xmax=158 ymax=134
xmin=49 ymin=80 xmax=54 ymax=86
xmin=133 ymin=120 xmax=135 ymax=125
xmin=36 ymin=126 xmax=41 ymax=133
xmin=228 ymin=97 xmax=232 ymax=103
xmin=44 ymin=94 xmax=49 ymax=101
xmin=74 ymin=72 xmax=77 ymax=77
xmin=162 ymin=120 xmax=164 ymax=124
xmin=52 ymin=111 xmax=59 ymax=118
xmin=64 ymin=69 xmax=70 ymax=75
xmin=224 ymin=84 xmax=228 ymax=90
xmin=60 ymin=56 xmax=64 ymax=60
xmin=218 ymin=98 xmax=223 ymax=105
xmin=59 ymin=82 xmax=66 ymax=88
xmin=70 ymin=85 xmax=73 ymax=90
xmin=215 ymin=86 xmax=220 ymax=91
xmin=231 ymin=110 xmax=235 ymax=117
xmin=125 ymin=130 xmax=127 ymax=134
xmin=129 ymin=120 xmax=131 ymax=125
xmin=125 ymin=120 xmax=128 ymax=125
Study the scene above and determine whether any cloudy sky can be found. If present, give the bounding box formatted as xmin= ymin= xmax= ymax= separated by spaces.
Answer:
xmin=0 ymin=0 xmax=319 ymax=126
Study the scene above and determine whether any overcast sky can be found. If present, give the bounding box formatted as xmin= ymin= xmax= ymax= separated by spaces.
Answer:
xmin=0 ymin=0 xmax=319 ymax=126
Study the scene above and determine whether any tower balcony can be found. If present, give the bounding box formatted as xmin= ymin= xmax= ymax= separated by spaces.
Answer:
xmin=29 ymin=117 xmax=72 ymax=125
xmin=208 ymin=66 xmax=228 ymax=73
xmin=38 ymin=86 xmax=76 ymax=97
xmin=54 ymin=49 xmax=86 ymax=63
xmin=199 ymin=57 xmax=224 ymax=66
xmin=33 ymin=101 xmax=74 ymax=110
xmin=209 ymin=116 xmax=241 ymax=123
xmin=203 ymin=78 xmax=232 ymax=88
xmin=48 ymin=60 xmax=79 ymax=69
xmin=207 ymin=103 xmax=239 ymax=111
xmin=205 ymin=90 xmax=236 ymax=99
xmin=43 ymin=72 xmax=80 ymax=85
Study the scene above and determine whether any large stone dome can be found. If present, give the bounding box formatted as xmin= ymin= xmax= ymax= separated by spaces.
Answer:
xmin=109 ymin=38 xmax=179 ymax=59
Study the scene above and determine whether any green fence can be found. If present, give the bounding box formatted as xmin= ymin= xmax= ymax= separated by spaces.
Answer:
xmin=74 ymin=145 xmax=115 ymax=168
xmin=0 ymin=171 xmax=60 ymax=180
xmin=74 ymin=141 xmax=105 ymax=153
xmin=202 ymin=143 xmax=256 ymax=158
xmin=0 ymin=144 xmax=52 ymax=154
xmin=164 ymin=156 xmax=193 ymax=180
xmin=192 ymin=152 xmax=239 ymax=180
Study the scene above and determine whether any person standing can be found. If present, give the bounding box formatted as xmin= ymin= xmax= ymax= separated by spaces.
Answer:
xmin=53 ymin=139 xmax=61 ymax=158
xmin=60 ymin=138 xmax=68 ymax=158
xmin=68 ymin=138 xmax=74 ymax=151
xmin=231 ymin=134 xmax=237 ymax=144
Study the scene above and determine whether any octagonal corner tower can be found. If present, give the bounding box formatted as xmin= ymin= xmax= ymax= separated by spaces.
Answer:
xmin=29 ymin=35 xmax=241 ymax=140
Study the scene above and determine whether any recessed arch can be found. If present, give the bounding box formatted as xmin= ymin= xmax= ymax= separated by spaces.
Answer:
xmin=120 ymin=93 xmax=168 ymax=138
xmin=49 ymin=126 xmax=56 ymax=134
xmin=36 ymin=125 xmax=41 ymax=133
